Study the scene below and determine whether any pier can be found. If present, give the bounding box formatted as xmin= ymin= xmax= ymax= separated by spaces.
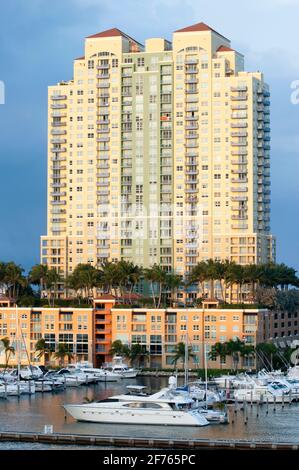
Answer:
xmin=0 ymin=431 xmax=298 ymax=450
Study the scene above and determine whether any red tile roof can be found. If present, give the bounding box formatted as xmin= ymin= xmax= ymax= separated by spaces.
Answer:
xmin=175 ymin=22 xmax=229 ymax=41
xmin=217 ymin=45 xmax=234 ymax=52
xmin=94 ymin=294 xmax=116 ymax=301
xmin=75 ymin=56 xmax=85 ymax=60
xmin=86 ymin=28 xmax=143 ymax=47
xmin=87 ymin=28 xmax=123 ymax=39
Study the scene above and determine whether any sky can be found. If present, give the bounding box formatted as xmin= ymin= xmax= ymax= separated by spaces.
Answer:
xmin=0 ymin=0 xmax=299 ymax=272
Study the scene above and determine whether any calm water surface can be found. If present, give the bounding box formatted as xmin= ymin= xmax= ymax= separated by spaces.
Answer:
xmin=0 ymin=376 xmax=298 ymax=445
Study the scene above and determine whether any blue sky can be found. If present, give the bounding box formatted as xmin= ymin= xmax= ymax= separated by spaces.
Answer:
xmin=0 ymin=0 xmax=299 ymax=272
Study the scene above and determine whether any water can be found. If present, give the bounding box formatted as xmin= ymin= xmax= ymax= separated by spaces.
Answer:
xmin=0 ymin=376 xmax=298 ymax=447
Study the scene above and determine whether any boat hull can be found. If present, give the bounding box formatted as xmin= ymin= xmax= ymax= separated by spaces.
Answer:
xmin=64 ymin=404 xmax=208 ymax=427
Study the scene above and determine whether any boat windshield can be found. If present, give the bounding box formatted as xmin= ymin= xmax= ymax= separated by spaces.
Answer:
xmin=122 ymin=402 xmax=163 ymax=409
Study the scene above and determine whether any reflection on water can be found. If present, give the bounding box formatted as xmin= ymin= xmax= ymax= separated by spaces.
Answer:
xmin=0 ymin=376 xmax=298 ymax=444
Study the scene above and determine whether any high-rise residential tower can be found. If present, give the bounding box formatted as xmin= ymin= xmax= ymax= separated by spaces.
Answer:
xmin=41 ymin=22 xmax=275 ymax=297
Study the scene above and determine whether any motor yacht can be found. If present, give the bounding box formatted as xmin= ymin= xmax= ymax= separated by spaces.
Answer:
xmin=44 ymin=369 xmax=87 ymax=387
xmin=64 ymin=379 xmax=209 ymax=427
xmin=233 ymin=379 xmax=295 ymax=403
xmin=79 ymin=367 xmax=120 ymax=382
xmin=103 ymin=356 xmax=139 ymax=379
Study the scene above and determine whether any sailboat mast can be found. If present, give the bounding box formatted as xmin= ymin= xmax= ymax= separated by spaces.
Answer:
xmin=204 ymin=342 xmax=208 ymax=409
xmin=16 ymin=304 xmax=20 ymax=380
xmin=184 ymin=309 xmax=189 ymax=386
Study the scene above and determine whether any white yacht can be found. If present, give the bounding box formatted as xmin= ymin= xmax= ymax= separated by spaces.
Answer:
xmin=79 ymin=367 xmax=120 ymax=382
xmin=64 ymin=380 xmax=209 ymax=427
xmin=233 ymin=379 xmax=295 ymax=403
xmin=44 ymin=369 xmax=88 ymax=387
xmin=103 ymin=356 xmax=139 ymax=379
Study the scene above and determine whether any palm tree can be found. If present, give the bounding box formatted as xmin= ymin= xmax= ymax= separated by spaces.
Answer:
xmin=53 ymin=343 xmax=73 ymax=367
xmin=209 ymin=342 xmax=228 ymax=369
xmin=117 ymin=261 xmax=143 ymax=303
xmin=66 ymin=264 xmax=99 ymax=302
xmin=2 ymin=262 xmax=26 ymax=300
xmin=205 ymin=259 xmax=220 ymax=299
xmin=172 ymin=342 xmax=195 ymax=366
xmin=97 ymin=262 xmax=120 ymax=296
xmin=29 ymin=264 xmax=49 ymax=298
xmin=1 ymin=337 xmax=15 ymax=371
xmin=46 ymin=268 xmax=63 ymax=306
xmin=129 ymin=343 xmax=149 ymax=368
xmin=240 ymin=343 xmax=255 ymax=368
xmin=144 ymin=264 xmax=167 ymax=308
xmin=35 ymin=338 xmax=51 ymax=365
xmin=187 ymin=261 xmax=208 ymax=299
xmin=225 ymin=263 xmax=245 ymax=303
xmin=165 ymin=273 xmax=182 ymax=306
xmin=226 ymin=338 xmax=244 ymax=370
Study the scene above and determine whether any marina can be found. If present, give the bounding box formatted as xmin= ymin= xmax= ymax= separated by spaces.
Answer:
xmin=0 ymin=375 xmax=299 ymax=447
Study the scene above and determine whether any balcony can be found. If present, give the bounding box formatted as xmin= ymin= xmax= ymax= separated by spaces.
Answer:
xmin=231 ymin=122 xmax=248 ymax=128
xmin=185 ymin=142 xmax=198 ymax=148
xmin=97 ymin=119 xmax=110 ymax=125
xmin=231 ymin=159 xmax=248 ymax=164
xmin=231 ymin=196 xmax=248 ymax=201
xmin=50 ymin=139 xmax=67 ymax=144
xmin=232 ymin=215 xmax=248 ymax=220
xmin=231 ymin=94 xmax=248 ymax=101
xmin=186 ymin=89 xmax=199 ymax=94
xmin=185 ymin=124 xmax=198 ymax=130
xmin=51 ymin=104 xmax=67 ymax=109
xmin=231 ymin=131 xmax=248 ymax=137
xmin=231 ymin=169 xmax=247 ymax=174
xmin=185 ymin=78 xmax=198 ymax=84
xmin=51 ymin=200 xmax=66 ymax=205
xmin=51 ymin=147 xmax=67 ymax=153
xmin=51 ymin=182 xmax=66 ymax=188
xmin=231 ymin=150 xmax=247 ymax=156
xmin=97 ymin=82 xmax=110 ymax=88
xmin=97 ymin=190 xmax=110 ymax=196
xmin=50 ymin=156 xmax=66 ymax=162
xmin=185 ymin=58 xmax=198 ymax=65
xmin=51 ymin=129 xmax=66 ymax=135
xmin=231 ymin=224 xmax=248 ymax=229
xmin=51 ymin=95 xmax=67 ymax=100
xmin=231 ymin=86 xmax=248 ymax=92
xmin=52 ymin=122 xmax=66 ymax=127
xmin=231 ymin=141 xmax=247 ymax=147
xmin=97 ymin=163 xmax=109 ymax=170
xmin=231 ymin=187 xmax=248 ymax=192
xmin=231 ymin=178 xmax=248 ymax=183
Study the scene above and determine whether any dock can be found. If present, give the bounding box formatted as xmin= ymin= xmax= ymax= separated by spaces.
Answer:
xmin=0 ymin=431 xmax=298 ymax=450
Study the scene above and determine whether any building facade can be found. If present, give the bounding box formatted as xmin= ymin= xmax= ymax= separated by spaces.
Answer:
xmin=0 ymin=299 xmax=267 ymax=369
xmin=40 ymin=21 xmax=275 ymax=298
xmin=95 ymin=297 xmax=265 ymax=369
xmin=0 ymin=306 xmax=93 ymax=366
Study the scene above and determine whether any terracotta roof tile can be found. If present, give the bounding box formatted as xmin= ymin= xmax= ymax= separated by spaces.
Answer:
xmin=87 ymin=28 xmax=123 ymax=39
xmin=175 ymin=22 xmax=229 ymax=41
xmin=94 ymin=294 xmax=116 ymax=301
xmin=217 ymin=45 xmax=234 ymax=52
xmin=86 ymin=28 xmax=143 ymax=47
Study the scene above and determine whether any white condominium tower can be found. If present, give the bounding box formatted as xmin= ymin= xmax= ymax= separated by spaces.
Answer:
xmin=41 ymin=22 xmax=275 ymax=296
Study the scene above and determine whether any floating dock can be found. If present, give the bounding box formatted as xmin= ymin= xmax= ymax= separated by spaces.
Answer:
xmin=0 ymin=431 xmax=298 ymax=450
